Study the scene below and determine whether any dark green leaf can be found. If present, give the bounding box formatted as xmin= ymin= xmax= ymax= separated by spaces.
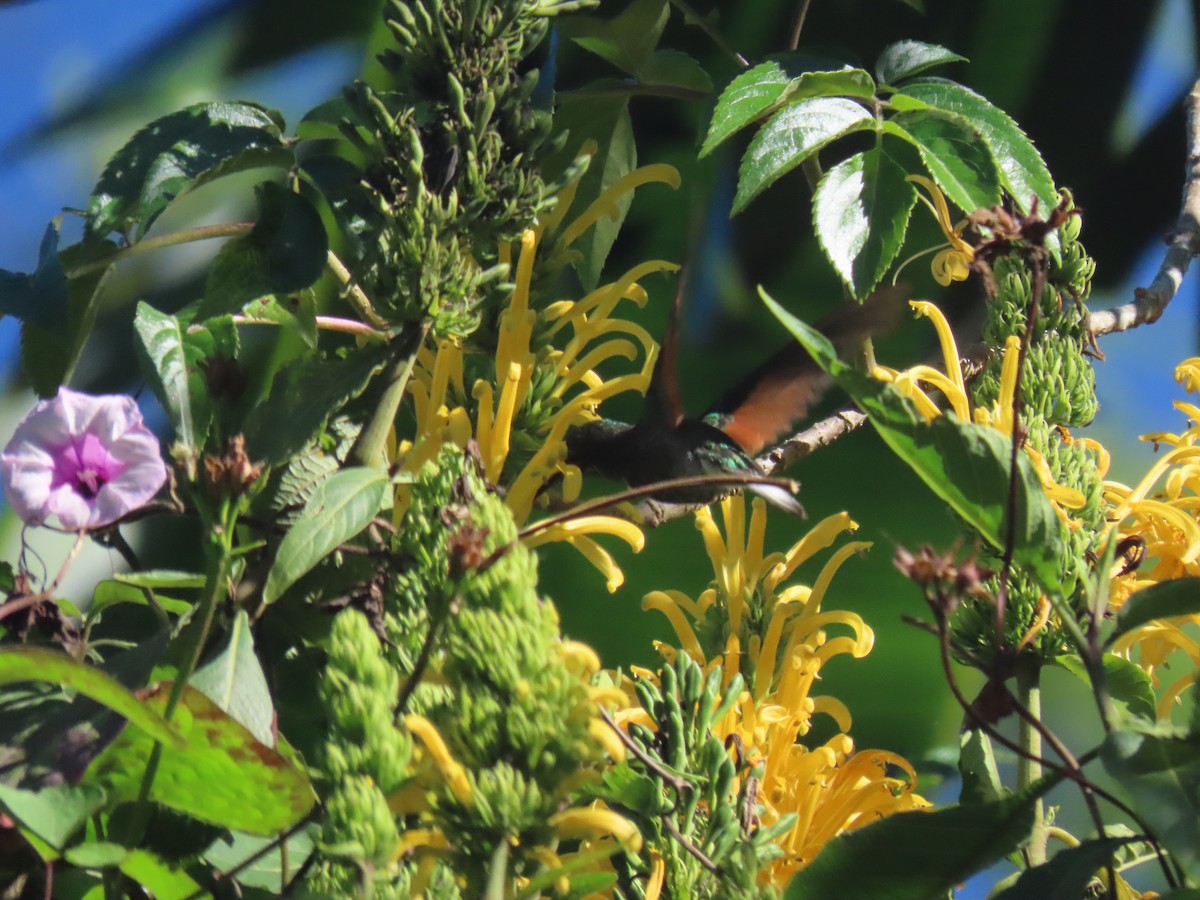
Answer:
xmin=884 ymin=110 xmax=1002 ymax=213
xmin=0 ymin=783 xmax=106 ymax=852
xmin=898 ymin=79 xmax=1055 ymax=214
xmin=198 ymin=182 xmax=328 ymax=319
xmin=88 ymin=581 xmax=191 ymax=624
xmin=204 ymin=827 xmax=314 ymax=890
xmin=0 ymin=647 xmax=182 ymax=747
xmin=86 ymin=101 xmax=290 ymax=241
xmin=0 ymin=222 xmax=68 ymax=328
xmin=733 ymin=97 xmax=875 ymax=215
xmin=639 ymin=49 xmax=712 ymax=93
xmin=784 ymin=776 xmax=1054 ymax=899
xmin=762 ymin=293 xmax=1066 ymax=593
xmin=992 ymin=837 xmax=1134 ymax=900
xmin=191 ymin=610 xmax=275 ymax=747
xmin=959 ymin=728 xmax=1003 ymax=805
xmin=235 ymin=289 xmax=319 ymax=349
xmin=85 ymin=683 xmax=315 ymax=835
xmin=1108 ymin=577 xmax=1200 ymax=647
xmin=20 ymin=240 xmax=117 ymax=397
xmin=119 ymin=849 xmax=205 ymax=900
xmin=549 ymin=92 xmax=637 ymax=291
xmin=1102 ymin=725 xmax=1200 ymax=880
xmin=557 ymin=0 xmax=668 ymax=76
xmin=876 ymin=40 xmax=967 ymax=86
xmin=702 ymin=53 xmax=866 ymax=158
xmin=812 ymin=148 xmax=917 ymax=297
xmin=263 ymin=467 xmax=390 ymax=604
xmin=134 ymin=304 xmax=237 ymax=478
xmin=244 ymin=341 xmax=395 ymax=465
xmin=1054 ymin=653 xmax=1157 ymax=723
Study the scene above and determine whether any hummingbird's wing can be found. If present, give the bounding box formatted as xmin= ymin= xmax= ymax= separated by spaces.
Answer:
xmin=704 ymin=287 xmax=906 ymax=456
xmin=638 ymin=270 xmax=687 ymax=428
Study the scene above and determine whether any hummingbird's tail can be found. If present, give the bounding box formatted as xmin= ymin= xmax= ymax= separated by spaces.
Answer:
xmin=747 ymin=481 xmax=807 ymax=517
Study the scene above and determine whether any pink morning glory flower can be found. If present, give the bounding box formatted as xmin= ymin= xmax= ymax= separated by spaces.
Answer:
xmin=1 ymin=387 xmax=168 ymax=530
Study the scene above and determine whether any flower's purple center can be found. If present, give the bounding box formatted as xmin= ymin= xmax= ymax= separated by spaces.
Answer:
xmin=50 ymin=433 xmax=125 ymax=500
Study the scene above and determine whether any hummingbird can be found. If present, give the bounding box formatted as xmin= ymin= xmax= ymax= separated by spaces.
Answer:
xmin=565 ymin=277 xmax=898 ymax=514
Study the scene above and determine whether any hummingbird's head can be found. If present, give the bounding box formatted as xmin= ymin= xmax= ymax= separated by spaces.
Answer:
xmin=564 ymin=418 xmax=635 ymax=476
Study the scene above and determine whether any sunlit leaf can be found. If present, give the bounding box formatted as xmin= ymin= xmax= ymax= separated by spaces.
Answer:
xmin=0 ymin=783 xmax=106 ymax=853
xmin=1054 ymin=653 xmax=1156 ymax=723
xmin=884 ymin=110 xmax=1002 ymax=213
xmin=875 ymin=40 xmax=967 ymax=86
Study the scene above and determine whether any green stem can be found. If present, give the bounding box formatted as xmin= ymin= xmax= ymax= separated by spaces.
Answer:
xmin=347 ymin=321 xmax=430 ymax=470
xmin=64 ymin=222 xmax=253 ymax=279
xmin=326 ymin=251 xmax=390 ymax=330
xmin=1015 ymin=658 xmax=1047 ymax=867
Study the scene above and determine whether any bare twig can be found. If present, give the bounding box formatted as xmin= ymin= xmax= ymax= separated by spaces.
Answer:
xmin=762 ymin=409 xmax=866 ymax=474
xmin=1089 ymin=78 xmax=1200 ymax=337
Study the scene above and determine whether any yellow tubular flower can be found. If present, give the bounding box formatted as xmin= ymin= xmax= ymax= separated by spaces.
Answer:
xmin=904 ymin=175 xmax=975 ymax=286
xmin=396 ymin=156 xmax=680 ymax=589
xmin=1104 ymin=356 xmax=1200 ymax=716
xmin=634 ymin=495 xmax=926 ymax=884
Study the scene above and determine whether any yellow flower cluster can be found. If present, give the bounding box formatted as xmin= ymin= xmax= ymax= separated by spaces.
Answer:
xmin=1104 ymin=356 xmax=1200 ymax=717
xmin=396 ymin=157 xmax=682 ymax=590
xmin=624 ymin=495 xmax=926 ymax=884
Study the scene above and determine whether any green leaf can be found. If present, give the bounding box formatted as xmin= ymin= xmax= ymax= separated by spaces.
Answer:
xmin=959 ymin=728 xmax=1004 ymax=805
xmin=191 ymin=609 xmax=275 ymax=747
xmin=244 ymin=341 xmax=396 ymax=465
xmin=88 ymin=581 xmax=190 ymax=625
xmin=20 ymin=240 xmax=117 ymax=397
xmin=639 ymin=49 xmax=712 ymax=93
xmin=0 ymin=783 xmax=106 ymax=852
xmin=0 ymin=222 xmax=68 ymax=328
xmin=134 ymin=304 xmax=236 ymax=478
xmin=549 ymin=92 xmax=636 ymax=291
xmin=64 ymin=841 xmax=127 ymax=868
xmin=1102 ymin=725 xmax=1200 ymax=881
xmin=85 ymin=683 xmax=315 ymax=835
xmin=558 ymin=0 xmax=669 ymax=76
xmin=992 ymin=837 xmax=1134 ymax=900
xmin=263 ymin=467 xmax=390 ymax=605
xmin=875 ymin=40 xmax=967 ymax=86
xmin=198 ymin=182 xmax=328 ymax=319
xmin=0 ymin=647 xmax=182 ymax=747
xmin=204 ymin=827 xmax=314 ymax=890
xmin=884 ymin=110 xmax=1002 ymax=213
xmin=762 ymin=292 xmax=1066 ymax=593
xmin=1054 ymin=653 xmax=1157 ymax=723
xmin=235 ymin=288 xmax=319 ymax=349
xmin=119 ymin=849 xmax=205 ymax=900
xmin=702 ymin=58 xmax=872 ymax=158
xmin=783 ymin=776 xmax=1054 ymax=899
xmin=1108 ymin=576 xmax=1200 ymax=647
xmin=115 ymin=570 xmax=207 ymax=590
xmin=86 ymin=101 xmax=290 ymax=241
xmin=733 ymin=97 xmax=875 ymax=215
xmin=812 ymin=148 xmax=917 ymax=297
xmin=898 ymin=79 xmax=1055 ymax=214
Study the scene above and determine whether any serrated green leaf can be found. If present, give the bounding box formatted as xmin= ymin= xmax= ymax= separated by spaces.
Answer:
xmin=134 ymin=303 xmax=235 ymax=478
xmin=557 ymin=0 xmax=669 ymax=76
xmin=898 ymin=79 xmax=1054 ymax=214
xmin=1102 ymin=726 xmax=1200 ymax=880
xmin=733 ymin=97 xmax=875 ymax=214
xmin=204 ymin=828 xmax=314 ymax=891
xmin=191 ymin=610 xmax=274 ymax=747
xmin=0 ymin=647 xmax=182 ymax=747
xmin=884 ymin=110 xmax=1002 ymax=213
xmin=876 ymin=40 xmax=967 ymax=86
xmin=86 ymin=101 xmax=290 ymax=241
xmin=0 ymin=783 xmax=106 ymax=853
xmin=784 ymin=776 xmax=1055 ymax=899
xmin=762 ymin=292 xmax=1066 ymax=593
xmin=199 ymin=182 xmax=328 ymax=320
xmin=85 ymin=683 xmax=314 ymax=835
xmin=263 ymin=467 xmax=390 ymax=604
xmin=1054 ymin=653 xmax=1157 ymax=723
xmin=1108 ymin=576 xmax=1200 ymax=647
xmin=119 ymin=849 xmax=205 ymax=900
xmin=959 ymin=728 xmax=1003 ymax=805
xmin=703 ymin=63 xmax=873 ymax=159
xmin=812 ymin=148 xmax=917 ymax=297
xmin=992 ymin=837 xmax=1134 ymax=900
xmin=244 ymin=341 xmax=395 ymax=465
